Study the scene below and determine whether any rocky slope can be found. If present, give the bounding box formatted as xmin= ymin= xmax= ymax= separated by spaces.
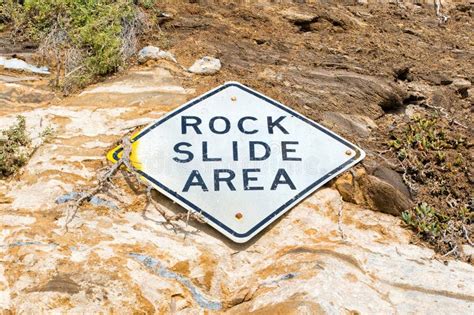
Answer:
xmin=0 ymin=1 xmax=473 ymax=314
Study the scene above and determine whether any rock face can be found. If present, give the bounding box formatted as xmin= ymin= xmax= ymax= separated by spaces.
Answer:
xmin=0 ymin=74 xmax=58 ymax=117
xmin=321 ymin=111 xmax=377 ymax=138
xmin=1 ymin=65 xmax=473 ymax=313
xmin=265 ymin=67 xmax=406 ymax=120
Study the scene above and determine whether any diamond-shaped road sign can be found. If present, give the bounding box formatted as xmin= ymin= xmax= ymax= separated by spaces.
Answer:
xmin=108 ymin=82 xmax=365 ymax=243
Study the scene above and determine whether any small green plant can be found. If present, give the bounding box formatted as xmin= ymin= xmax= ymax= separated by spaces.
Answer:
xmin=402 ymin=202 xmax=473 ymax=257
xmin=388 ymin=114 xmax=472 ymax=258
xmin=39 ymin=125 xmax=55 ymax=143
xmin=139 ymin=0 xmax=156 ymax=9
xmin=0 ymin=116 xmax=55 ymax=178
xmin=388 ymin=115 xmax=467 ymax=181
xmin=0 ymin=116 xmax=31 ymax=178
xmin=402 ymin=203 xmax=448 ymax=239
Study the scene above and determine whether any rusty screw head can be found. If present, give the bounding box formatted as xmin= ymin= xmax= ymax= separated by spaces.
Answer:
xmin=345 ymin=150 xmax=352 ymax=156
xmin=235 ymin=212 xmax=243 ymax=220
xmin=231 ymin=96 xmax=237 ymax=102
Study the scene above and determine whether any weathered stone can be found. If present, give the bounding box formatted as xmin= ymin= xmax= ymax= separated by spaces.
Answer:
xmin=403 ymin=83 xmax=427 ymax=105
xmin=188 ymin=56 xmax=221 ymax=75
xmin=452 ymin=78 xmax=472 ymax=98
xmin=334 ymin=167 xmax=412 ymax=216
xmin=280 ymin=8 xmax=315 ymax=23
xmin=280 ymin=7 xmax=357 ymax=32
xmin=321 ymin=111 xmax=377 ymax=137
xmin=34 ymin=274 xmax=81 ymax=295
xmin=371 ymin=165 xmax=411 ymax=199
xmin=0 ymin=56 xmax=49 ymax=75
xmin=137 ymin=45 xmax=177 ymax=64
xmin=0 ymin=80 xmax=56 ymax=114
xmin=333 ymin=171 xmax=364 ymax=205
xmin=452 ymin=78 xmax=471 ymax=91
xmin=282 ymin=68 xmax=406 ymax=118
xmin=422 ymin=73 xmax=453 ymax=86
xmin=359 ymin=174 xmax=412 ymax=216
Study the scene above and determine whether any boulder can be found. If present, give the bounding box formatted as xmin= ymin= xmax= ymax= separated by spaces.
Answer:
xmin=281 ymin=68 xmax=407 ymax=118
xmin=452 ymin=78 xmax=471 ymax=91
xmin=358 ymin=174 xmax=412 ymax=216
xmin=334 ymin=166 xmax=412 ymax=216
xmin=188 ymin=56 xmax=221 ymax=75
xmin=371 ymin=165 xmax=411 ymax=199
xmin=137 ymin=46 xmax=177 ymax=64
xmin=451 ymin=78 xmax=471 ymax=98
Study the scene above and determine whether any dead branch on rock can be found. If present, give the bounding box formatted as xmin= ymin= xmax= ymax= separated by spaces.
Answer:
xmin=121 ymin=8 xmax=149 ymax=62
xmin=64 ymin=136 xmax=204 ymax=233
xmin=143 ymin=186 xmax=205 ymax=232
xmin=442 ymin=244 xmax=458 ymax=257
xmin=462 ymin=225 xmax=474 ymax=247
xmin=63 ymin=142 xmax=125 ymax=231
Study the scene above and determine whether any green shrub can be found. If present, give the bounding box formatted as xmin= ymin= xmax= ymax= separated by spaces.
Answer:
xmin=0 ymin=117 xmax=55 ymax=178
xmin=2 ymin=0 xmax=145 ymax=92
xmin=0 ymin=116 xmax=31 ymax=178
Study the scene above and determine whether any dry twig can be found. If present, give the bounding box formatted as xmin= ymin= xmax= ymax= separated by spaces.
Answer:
xmin=442 ymin=244 xmax=457 ymax=257
xmin=462 ymin=225 xmax=474 ymax=247
xmin=64 ymin=136 xmax=204 ymax=232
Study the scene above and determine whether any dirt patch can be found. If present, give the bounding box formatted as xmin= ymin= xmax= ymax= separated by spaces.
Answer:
xmin=32 ymin=274 xmax=81 ymax=295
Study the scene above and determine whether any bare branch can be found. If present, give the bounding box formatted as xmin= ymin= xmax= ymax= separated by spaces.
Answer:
xmin=462 ymin=225 xmax=474 ymax=247
xmin=64 ymin=136 xmax=204 ymax=235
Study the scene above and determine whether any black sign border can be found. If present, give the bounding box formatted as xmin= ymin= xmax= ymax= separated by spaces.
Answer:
xmin=111 ymin=82 xmax=363 ymax=240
